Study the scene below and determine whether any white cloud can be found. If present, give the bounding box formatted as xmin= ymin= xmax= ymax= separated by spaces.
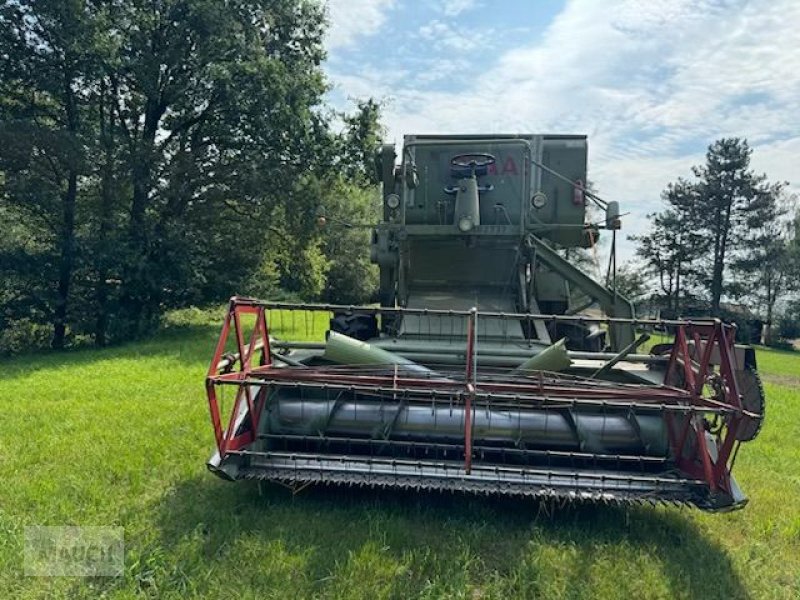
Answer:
xmin=750 ymin=137 xmax=800 ymax=190
xmin=325 ymin=0 xmax=396 ymax=50
xmin=438 ymin=0 xmax=480 ymax=17
xmin=418 ymin=19 xmax=493 ymax=51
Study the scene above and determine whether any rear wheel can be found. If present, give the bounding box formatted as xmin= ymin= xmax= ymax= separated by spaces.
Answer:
xmin=546 ymin=321 xmax=606 ymax=352
xmin=329 ymin=312 xmax=379 ymax=341
xmin=735 ymin=366 xmax=765 ymax=442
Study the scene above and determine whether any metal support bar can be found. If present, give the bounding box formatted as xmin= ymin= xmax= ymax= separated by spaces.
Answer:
xmin=590 ymin=333 xmax=650 ymax=379
xmin=464 ymin=308 xmax=477 ymax=473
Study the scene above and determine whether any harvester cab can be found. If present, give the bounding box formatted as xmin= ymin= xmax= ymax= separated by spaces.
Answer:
xmin=370 ymin=135 xmax=633 ymax=353
xmin=205 ymin=134 xmax=765 ymax=511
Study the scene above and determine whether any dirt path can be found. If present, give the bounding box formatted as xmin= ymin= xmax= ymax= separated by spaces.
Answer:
xmin=760 ymin=373 xmax=800 ymax=387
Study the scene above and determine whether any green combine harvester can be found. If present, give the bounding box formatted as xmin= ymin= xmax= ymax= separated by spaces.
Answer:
xmin=205 ymin=134 xmax=764 ymax=510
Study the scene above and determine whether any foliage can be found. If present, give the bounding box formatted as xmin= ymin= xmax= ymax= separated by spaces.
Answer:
xmin=338 ymin=98 xmax=384 ymax=185
xmin=610 ymin=262 xmax=649 ymax=311
xmin=632 ymin=179 xmax=704 ymax=311
xmin=0 ymin=0 xmax=384 ymax=353
xmin=0 ymin=0 xmax=92 ymax=349
xmin=633 ymin=138 xmax=799 ymax=320
xmin=321 ymin=181 xmax=381 ymax=304
xmin=777 ymin=298 xmax=800 ymax=341
xmin=731 ymin=183 xmax=797 ymax=342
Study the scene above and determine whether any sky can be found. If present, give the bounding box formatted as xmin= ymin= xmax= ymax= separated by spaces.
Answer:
xmin=322 ymin=0 xmax=800 ymax=261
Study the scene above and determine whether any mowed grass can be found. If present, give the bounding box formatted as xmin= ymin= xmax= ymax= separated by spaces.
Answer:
xmin=1 ymin=307 xmax=799 ymax=599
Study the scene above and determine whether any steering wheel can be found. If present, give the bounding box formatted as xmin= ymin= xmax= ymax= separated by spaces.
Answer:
xmin=450 ymin=153 xmax=496 ymax=178
xmin=450 ymin=153 xmax=496 ymax=169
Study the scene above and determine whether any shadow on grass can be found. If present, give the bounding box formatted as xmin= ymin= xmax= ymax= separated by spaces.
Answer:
xmin=146 ymin=475 xmax=749 ymax=598
xmin=0 ymin=323 xmax=221 ymax=382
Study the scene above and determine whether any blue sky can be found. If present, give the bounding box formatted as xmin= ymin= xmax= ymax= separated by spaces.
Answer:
xmin=323 ymin=0 xmax=800 ymax=261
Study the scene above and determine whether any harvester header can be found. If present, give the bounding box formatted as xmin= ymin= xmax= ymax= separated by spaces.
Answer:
xmin=205 ymin=133 xmax=764 ymax=511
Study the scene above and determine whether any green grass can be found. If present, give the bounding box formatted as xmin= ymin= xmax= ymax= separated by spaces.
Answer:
xmin=1 ymin=308 xmax=799 ymax=598
xmin=752 ymin=346 xmax=800 ymax=380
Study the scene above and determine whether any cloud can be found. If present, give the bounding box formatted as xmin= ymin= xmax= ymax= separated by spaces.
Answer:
xmin=438 ymin=0 xmax=480 ymax=17
xmin=325 ymin=0 xmax=396 ymax=50
xmin=327 ymin=0 xmax=800 ymax=260
xmin=418 ymin=19 xmax=493 ymax=51
xmin=750 ymin=137 xmax=800 ymax=190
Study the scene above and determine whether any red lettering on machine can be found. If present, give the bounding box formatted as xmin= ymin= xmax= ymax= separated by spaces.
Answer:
xmin=487 ymin=156 xmax=519 ymax=176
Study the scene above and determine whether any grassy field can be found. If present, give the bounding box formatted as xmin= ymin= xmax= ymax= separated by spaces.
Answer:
xmin=1 ymin=307 xmax=798 ymax=599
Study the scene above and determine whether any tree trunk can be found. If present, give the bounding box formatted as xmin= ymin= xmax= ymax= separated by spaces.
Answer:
xmin=710 ymin=209 xmax=723 ymax=314
xmin=52 ymin=69 xmax=79 ymax=350
xmin=52 ymin=172 xmax=78 ymax=349
xmin=764 ymin=273 xmax=776 ymax=346
xmin=123 ymin=97 xmax=165 ymax=334
xmin=95 ymin=89 xmax=115 ymax=346
xmin=710 ymin=197 xmax=733 ymax=316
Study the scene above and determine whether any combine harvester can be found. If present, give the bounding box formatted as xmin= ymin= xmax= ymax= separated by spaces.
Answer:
xmin=205 ymin=134 xmax=764 ymax=510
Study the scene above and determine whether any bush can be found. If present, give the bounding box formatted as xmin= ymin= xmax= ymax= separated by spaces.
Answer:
xmin=319 ymin=182 xmax=379 ymax=305
xmin=778 ymin=315 xmax=800 ymax=340
xmin=0 ymin=317 xmax=53 ymax=355
xmin=768 ymin=337 xmax=795 ymax=351
xmin=322 ymin=228 xmax=377 ymax=304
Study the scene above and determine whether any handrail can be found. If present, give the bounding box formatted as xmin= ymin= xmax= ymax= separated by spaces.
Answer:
xmin=227 ymin=296 xmax=726 ymax=329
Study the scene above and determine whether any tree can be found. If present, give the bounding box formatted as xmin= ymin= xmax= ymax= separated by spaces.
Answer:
xmin=631 ymin=179 xmax=702 ymax=313
xmin=633 ymin=138 xmax=787 ymax=320
xmin=256 ymin=98 xmax=385 ymax=304
xmin=319 ymin=99 xmax=384 ymax=303
xmin=692 ymin=138 xmax=770 ymax=315
xmin=611 ymin=262 xmax=649 ymax=311
xmin=0 ymin=0 xmax=97 ymax=348
xmin=778 ymin=297 xmax=800 ymax=341
xmin=0 ymin=0 xmax=386 ymax=353
xmin=320 ymin=180 xmax=380 ymax=304
xmin=338 ymin=98 xmax=383 ymax=185
xmin=90 ymin=0 xmax=332 ymax=337
xmin=733 ymin=186 xmax=798 ymax=343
